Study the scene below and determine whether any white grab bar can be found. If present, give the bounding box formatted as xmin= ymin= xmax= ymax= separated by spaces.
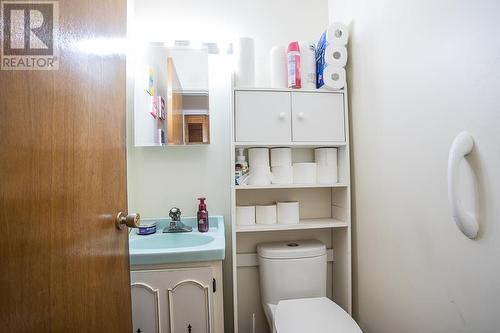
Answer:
xmin=447 ymin=131 xmax=478 ymax=239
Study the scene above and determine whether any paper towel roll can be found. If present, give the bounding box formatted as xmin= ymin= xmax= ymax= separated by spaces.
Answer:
xmin=235 ymin=37 xmax=255 ymax=87
xmin=271 ymin=166 xmax=293 ymax=184
xmin=270 ymin=45 xmax=287 ymax=88
xmin=317 ymin=165 xmax=338 ymax=184
xmin=327 ymin=23 xmax=349 ymax=45
xmin=270 ymin=148 xmax=292 ymax=167
xmin=299 ymin=41 xmax=316 ymax=90
xmin=236 ymin=206 xmax=256 ymax=226
xmin=248 ymin=148 xmax=270 ymax=167
xmin=256 ymin=205 xmax=277 ymax=225
xmin=324 ymin=44 xmax=347 ymax=68
xmin=322 ymin=66 xmax=346 ymax=90
xmin=277 ymin=201 xmax=300 ymax=225
xmin=247 ymin=166 xmax=272 ymax=185
xmin=314 ymin=148 xmax=337 ymax=166
xmin=293 ymin=162 xmax=317 ymax=184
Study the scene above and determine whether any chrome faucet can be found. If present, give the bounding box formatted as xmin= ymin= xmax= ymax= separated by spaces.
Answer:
xmin=163 ymin=207 xmax=192 ymax=233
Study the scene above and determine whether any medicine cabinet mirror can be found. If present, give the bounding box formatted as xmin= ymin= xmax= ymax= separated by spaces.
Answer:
xmin=132 ymin=43 xmax=210 ymax=146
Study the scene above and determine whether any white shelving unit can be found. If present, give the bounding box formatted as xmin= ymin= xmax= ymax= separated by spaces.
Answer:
xmin=230 ymin=87 xmax=352 ymax=333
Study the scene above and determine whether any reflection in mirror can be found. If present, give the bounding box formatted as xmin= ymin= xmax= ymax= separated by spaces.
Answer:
xmin=133 ymin=43 xmax=210 ymax=146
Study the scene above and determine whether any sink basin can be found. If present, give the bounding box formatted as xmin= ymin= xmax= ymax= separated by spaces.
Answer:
xmin=130 ymin=233 xmax=214 ymax=250
xmin=129 ymin=216 xmax=225 ymax=266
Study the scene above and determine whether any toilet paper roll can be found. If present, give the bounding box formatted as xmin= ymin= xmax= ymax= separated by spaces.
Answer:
xmin=236 ymin=206 xmax=256 ymax=226
xmin=271 ymin=166 xmax=293 ymax=184
xmin=317 ymin=165 xmax=338 ymax=184
xmin=324 ymin=44 xmax=347 ymax=68
xmin=248 ymin=148 xmax=270 ymax=167
xmin=270 ymin=45 xmax=287 ymax=88
xmin=234 ymin=37 xmax=255 ymax=87
xmin=256 ymin=205 xmax=277 ymax=225
xmin=299 ymin=41 xmax=316 ymax=90
xmin=270 ymin=148 xmax=292 ymax=167
xmin=314 ymin=148 xmax=338 ymax=166
xmin=322 ymin=66 xmax=346 ymax=90
xmin=247 ymin=166 xmax=272 ymax=185
xmin=293 ymin=162 xmax=317 ymax=184
xmin=277 ymin=201 xmax=300 ymax=225
xmin=327 ymin=23 xmax=349 ymax=46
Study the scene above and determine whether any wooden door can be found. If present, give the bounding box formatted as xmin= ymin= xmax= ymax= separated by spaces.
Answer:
xmin=291 ymin=92 xmax=345 ymax=142
xmin=0 ymin=0 xmax=131 ymax=331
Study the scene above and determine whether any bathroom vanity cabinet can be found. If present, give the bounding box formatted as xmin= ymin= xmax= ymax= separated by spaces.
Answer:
xmin=231 ymin=88 xmax=352 ymax=333
xmin=130 ymin=261 xmax=224 ymax=333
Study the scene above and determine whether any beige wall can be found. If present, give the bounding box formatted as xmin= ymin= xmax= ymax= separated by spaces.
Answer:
xmin=329 ymin=0 xmax=500 ymax=332
xmin=127 ymin=1 xmax=329 ymax=332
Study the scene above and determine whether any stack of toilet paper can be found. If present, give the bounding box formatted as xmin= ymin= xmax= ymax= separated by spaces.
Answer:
xmin=271 ymin=148 xmax=293 ymax=184
xmin=316 ymin=23 xmax=349 ymax=90
xmin=248 ymin=148 xmax=272 ymax=185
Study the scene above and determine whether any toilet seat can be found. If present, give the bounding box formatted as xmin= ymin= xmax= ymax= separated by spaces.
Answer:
xmin=274 ymin=297 xmax=362 ymax=333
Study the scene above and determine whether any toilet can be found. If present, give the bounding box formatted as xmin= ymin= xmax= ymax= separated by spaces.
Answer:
xmin=257 ymin=240 xmax=362 ymax=333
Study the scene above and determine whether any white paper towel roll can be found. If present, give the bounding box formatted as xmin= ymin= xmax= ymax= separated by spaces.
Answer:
xmin=327 ymin=23 xmax=349 ymax=45
xmin=322 ymin=66 xmax=346 ymax=90
xmin=293 ymin=162 xmax=317 ymax=184
xmin=324 ymin=44 xmax=347 ymax=68
xmin=271 ymin=166 xmax=293 ymax=184
xmin=315 ymin=148 xmax=338 ymax=184
xmin=277 ymin=201 xmax=300 ymax=225
xmin=270 ymin=45 xmax=287 ymax=88
xmin=298 ymin=41 xmax=316 ymax=90
xmin=256 ymin=205 xmax=277 ymax=225
xmin=270 ymin=148 xmax=292 ymax=166
xmin=317 ymin=165 xmax=338 ymax=184
xmin=248 ymin=148 xmax=269 ymax=167
xmin=236 ymin=206 xmax=256 ymax=226
xmin=235 ymin=37 xmax=255 ymax=87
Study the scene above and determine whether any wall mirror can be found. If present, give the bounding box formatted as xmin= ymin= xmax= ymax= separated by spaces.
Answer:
xmin=133 ymin=43 xmax=210 ymax=146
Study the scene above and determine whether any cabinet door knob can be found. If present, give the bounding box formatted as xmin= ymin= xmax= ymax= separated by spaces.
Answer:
xmin=297 ymin=112 xmax=305 ymax=120
xmin=279 ymin=112 xmax=287 ymax=120
xmin=116 ymin=212 xmax=141 ymax=230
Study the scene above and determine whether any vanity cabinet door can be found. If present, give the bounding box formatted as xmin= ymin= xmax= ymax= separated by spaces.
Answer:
xmin=234 ymin=91 xmax=291 ymax=142
xmin=131 ymin=267 xmax=214 ymax=333
xmin=291 ymin=92 xmax=345 ymax=142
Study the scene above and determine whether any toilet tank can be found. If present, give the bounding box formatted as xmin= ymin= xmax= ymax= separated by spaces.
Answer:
xmin=257 ymin=240 xmax=327 ymax=306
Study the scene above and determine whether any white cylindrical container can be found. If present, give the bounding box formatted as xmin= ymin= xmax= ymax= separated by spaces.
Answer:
xmin=315 ymin=148 xmax=338 ymax=184
xmin=236 ymin=206 xmax=256 ymax=226
xmin=248 ymin=148 xmax=270 ymax=167
xmin=270 ymin=148 xmax=292 ymax=167
xmin=277 ymin=201 xmax=300 ymax=225
xmin=293 ymin=162 xmax=317 ymax=184
xmin=247 ymin=166 xmax=272 ymax=186
xmin=271 ymin=166 xmax=293 ymax=184
xmin=298 ymin=41 xmax=316 ymax=90
xmin=234 ymin=37 xmax=255 ymax=88
xmin=256 ymin=205 xmax=277 ymax=225
xmin=270 ymin=45 xmax=287 ymax=88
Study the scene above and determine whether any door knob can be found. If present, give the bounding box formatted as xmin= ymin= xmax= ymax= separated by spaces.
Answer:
xmin=297 ymin=112 xmax=305 ymax=120
xmin=116 ymin=212 xmax=141 ymax=230
xmin=279 ymin=112 xmax=286 ymax=120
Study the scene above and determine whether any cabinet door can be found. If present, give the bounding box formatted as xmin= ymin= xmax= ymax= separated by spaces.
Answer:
xmin=131 ymin=267 xmax=214 ymax=333
xmin=234 ymin=91 xmax=291 ymax=142
xmin=131 ymin=283 xmax=161 ymax=333
xmin=291 ymin=92 xmax=345 ymax=142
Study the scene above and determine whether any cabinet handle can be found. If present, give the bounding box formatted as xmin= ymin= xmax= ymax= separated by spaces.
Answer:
xmin=279 ymin=112 xmax=286 ymax=120
xmin=297 ymin=112 xmax=305 ymax=120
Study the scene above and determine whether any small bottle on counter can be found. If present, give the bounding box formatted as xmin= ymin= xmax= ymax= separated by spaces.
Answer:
xmin=197 ymin=197 xmax=209 ymax=232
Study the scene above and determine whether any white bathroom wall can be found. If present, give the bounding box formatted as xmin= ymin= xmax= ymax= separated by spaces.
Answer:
xmin=328 ymin=0 xmax=500 ymax=332
xmin=127 ymin=1 xmax=330 ymax=332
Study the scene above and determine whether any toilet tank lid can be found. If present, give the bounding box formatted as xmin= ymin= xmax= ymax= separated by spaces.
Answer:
xmin=257 ymin=240 xmax=326 ymax=259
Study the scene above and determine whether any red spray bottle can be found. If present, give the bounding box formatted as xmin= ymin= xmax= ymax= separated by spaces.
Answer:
xmin=287 ymin=41 xmax=301 ymax=89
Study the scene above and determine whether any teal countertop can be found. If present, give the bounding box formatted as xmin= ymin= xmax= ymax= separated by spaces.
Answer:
xmin=129 ymin=216 xmax=225 ymax=266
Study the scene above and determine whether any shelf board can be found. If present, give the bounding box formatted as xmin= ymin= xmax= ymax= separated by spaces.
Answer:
xmin=235 ymin=218 xmax=348 ymax=233
xmin=233 ymin=87 xmax=345 ymax=94
xmin=234 ymin=142 xmax=346 ymax=148
xmin=234 ymin=183 xmax=348 ymax=190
